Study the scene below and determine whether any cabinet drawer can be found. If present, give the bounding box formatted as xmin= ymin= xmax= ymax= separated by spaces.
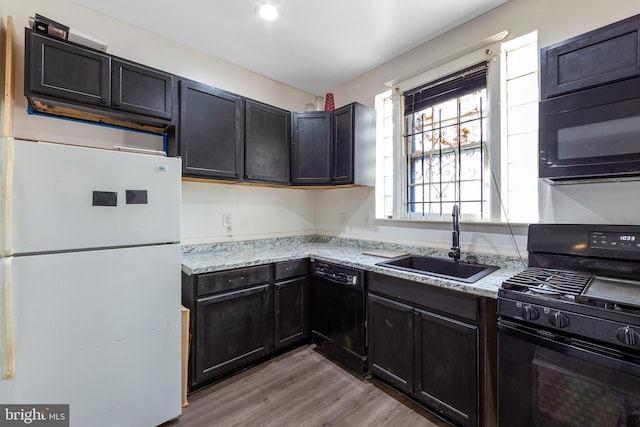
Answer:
xmin=274 ymin=259 xmax=308 ymax=281
xmin=368 ymin=272 xmax=478 ymax=323
xmin=196 ymin=265 xmax=270 ymax=297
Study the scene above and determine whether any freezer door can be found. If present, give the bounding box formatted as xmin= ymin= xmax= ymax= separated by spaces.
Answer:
xmin=0 ymin=244 xmax=181 ymax=427
xmin=8 ymin=140 xmax=180 ymax=254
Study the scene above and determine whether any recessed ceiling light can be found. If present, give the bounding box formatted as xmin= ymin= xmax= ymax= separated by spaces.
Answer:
xmin=257 ymin=4 xmax=278 ymax=21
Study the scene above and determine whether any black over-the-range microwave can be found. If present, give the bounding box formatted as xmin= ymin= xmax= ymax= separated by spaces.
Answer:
xmin=539 ymin=13 xmax=640 ymax=184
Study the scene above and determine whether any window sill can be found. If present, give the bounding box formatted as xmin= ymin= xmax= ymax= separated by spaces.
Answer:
xmin=373 ymin=217 xmax=530 ymax=234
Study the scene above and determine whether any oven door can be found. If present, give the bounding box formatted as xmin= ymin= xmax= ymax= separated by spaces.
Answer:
xmin=539 ymin=76 xmax=640 ymax=182
xmin=498 ymin=320 xmax=640 ymax=427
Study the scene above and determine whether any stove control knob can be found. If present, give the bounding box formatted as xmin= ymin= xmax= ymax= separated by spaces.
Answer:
xmin=521 ymin=304 xmax=539 ymax=321
xmin=616 ymin=326 xmax=640 ymax=347
xmin=548 ymin=311 xmax=570 ymax=329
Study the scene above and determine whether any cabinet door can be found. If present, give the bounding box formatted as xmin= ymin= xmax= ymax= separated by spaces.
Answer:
xmin=367 ymin=293 xmax=414 ymax=394
xmin=291 ymin=111 xmax=331 ymax=185
xmin=179 ymin=80 xmax=243 ymax=179
xmin=332 ymin=104 xmax=354 ymax=184
xmin=112 ymin=59 xmax=173 ymax=120
xmin=274 ymin=276 xmax=310 ymax=349
xmin=541 ymin=14 xmax=640 ymax=98
xmin=414 ymin=308 xmax=478 ymax=427
xmin=194 ymin=284 xmax=270 ymax=385
xmin=28 ymin=30 xmax=111 ymax=106
xmin=245 ymin=100 xmax=291 ymax=184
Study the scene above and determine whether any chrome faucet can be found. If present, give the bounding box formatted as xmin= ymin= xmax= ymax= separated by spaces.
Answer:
xmin=448 ymin=204 xmax=461 ymax=261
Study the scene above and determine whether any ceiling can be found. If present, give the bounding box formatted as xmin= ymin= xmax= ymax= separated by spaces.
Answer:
xmin=68 ymin=0 xmax=509 ymax=95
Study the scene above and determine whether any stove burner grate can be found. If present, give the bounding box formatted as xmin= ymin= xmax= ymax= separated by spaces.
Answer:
xmin=502 ymin=267 xmax=593 ymax=297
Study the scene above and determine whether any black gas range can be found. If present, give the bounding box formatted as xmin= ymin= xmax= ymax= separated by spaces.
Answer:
xmin=497 ymin=224 xmax=640 ymax=427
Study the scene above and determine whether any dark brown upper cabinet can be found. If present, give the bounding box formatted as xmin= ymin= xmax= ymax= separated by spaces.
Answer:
xmin=179 ymin=80 xmax=244 ymax=180
xmin=291 ymin=111 xmax=332 ymax=185
xmin=333 ymin=103 xmax=375 ymax=185
xmin=291 ymin=102 xmax=375 ymax=186
xmin=541 ymin=13 xmax=640 ymax=99
xmin=175 ymin=83 xmax=292 ymax=184
xmin=27 ymin=29 xmax=111 ymax=106
xmin=25 ymin=29 xmax=175 ymax=132
xmin=244 ymin=99 xmax=291 ymax=184
xmin=112 ymin=59 xmax=173 ymax=120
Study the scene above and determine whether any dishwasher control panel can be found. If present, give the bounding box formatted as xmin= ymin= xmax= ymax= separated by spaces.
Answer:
xmin=311 ymin=260 xmax=363 ymax=288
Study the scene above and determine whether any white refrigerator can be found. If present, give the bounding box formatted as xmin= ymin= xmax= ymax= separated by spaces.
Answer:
xmin=0 ymin=139 xmax=182 ymax=426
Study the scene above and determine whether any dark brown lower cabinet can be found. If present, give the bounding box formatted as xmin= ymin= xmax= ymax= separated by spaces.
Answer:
xmin=183 ymin=260 xmax=310 ymax=391
xmin=182 ymin=265 xmax=272 ymax=389
xmin=274 ymin=276 xmax=310 ymax=349
xmin=414 ymin=308 xmax=478 ymax=427
xmin=195 ymin=284 xmax=271 ymax=385
xmin=274 ymin=259 xmax=310 ymax=350
xmin=367 ymin=294 xmax=414 ymax=394
xmin=367 ymin=272 xmax=496 ymax=427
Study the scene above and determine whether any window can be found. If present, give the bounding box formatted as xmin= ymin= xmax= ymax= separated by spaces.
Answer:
xmin=375 ymin=32 xmax=539 ymax=224
xmin=375 ymin=90 xmax=394 ymax=219
xmin=501 ymin=32 xmax=539 ymax=223
xmin=404 ymin=63 xmax=488 ymax=218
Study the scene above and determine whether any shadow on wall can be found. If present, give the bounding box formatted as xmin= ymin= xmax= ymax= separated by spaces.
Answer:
xmin=180 ymin=182 xmax=316 ymax=243
xmin=538 ymin=181 xmax=640 ymax=224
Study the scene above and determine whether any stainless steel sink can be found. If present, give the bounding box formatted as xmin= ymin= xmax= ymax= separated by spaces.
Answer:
xmin=376 ymin=255 xmax=499 ymax=283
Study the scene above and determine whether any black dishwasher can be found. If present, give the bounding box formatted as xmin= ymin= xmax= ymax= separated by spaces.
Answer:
xmin=310 ymin=260 xmax=366 ymax=374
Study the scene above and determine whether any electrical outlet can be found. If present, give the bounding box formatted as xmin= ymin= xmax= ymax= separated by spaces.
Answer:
xmin=339 ymin=213 xmax=346 ymax=225
xmin=222 ymin=213 xmax=232 ymax=229
xmin=364 ymin=213 xmax=371 ymax=226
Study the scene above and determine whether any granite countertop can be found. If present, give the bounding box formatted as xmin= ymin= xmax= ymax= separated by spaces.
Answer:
xmin=180 ymin=236 xmax=527 ymax=298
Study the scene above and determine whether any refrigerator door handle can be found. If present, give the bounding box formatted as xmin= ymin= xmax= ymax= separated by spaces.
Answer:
xmin=1 ymin=257 xmax=15 ymax=379
xmin=1 ymin=136 xmax=14 ymax=257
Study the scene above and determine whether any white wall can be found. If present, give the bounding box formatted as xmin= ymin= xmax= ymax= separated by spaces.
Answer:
xmin=181 ymin=182 xmax=316 ymax=244
xmin=3 ymin=0 xmax=318 ymax=245
xmin=322 ymin=0 xmax=640 ymax=256
xmin=314 ymin=187 xmax=528 ymax=257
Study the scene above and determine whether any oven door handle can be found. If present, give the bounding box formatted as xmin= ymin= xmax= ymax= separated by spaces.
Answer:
xmin=499 ymin=319 xmax=640 ymax=376
xmin=499 ymin=319 xmax=554 ymax=339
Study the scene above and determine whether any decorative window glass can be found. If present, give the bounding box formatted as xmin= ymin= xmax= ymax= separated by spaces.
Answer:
xmin=403 ymin=63 xmax=488 ymax=218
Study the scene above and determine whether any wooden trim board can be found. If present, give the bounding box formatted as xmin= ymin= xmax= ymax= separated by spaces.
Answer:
xmin=3 ymin=16 xmax=15 ymax=137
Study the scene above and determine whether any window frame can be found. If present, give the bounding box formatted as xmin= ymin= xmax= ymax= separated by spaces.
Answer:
xmin=403 ymin=70 xmax=489 ymax=220
xmin=388 ymin=43 xmax=503 ymax=223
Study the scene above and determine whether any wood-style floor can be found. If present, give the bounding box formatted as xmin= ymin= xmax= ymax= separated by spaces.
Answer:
xmin=168 ymin=345 xmax=452 ymax=427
